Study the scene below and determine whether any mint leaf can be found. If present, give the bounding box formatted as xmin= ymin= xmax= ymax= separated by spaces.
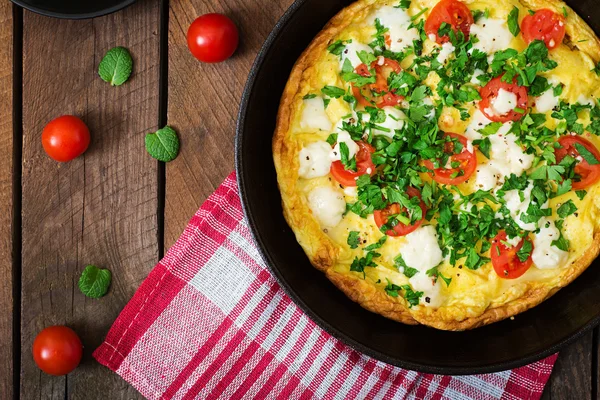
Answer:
xmin=145 ymin=126 xmax=180 ymax=162
xmin=78 ymin=265 xmax=111 ymax=298
xmin=98 ymin=47 xmax=133 ymax=86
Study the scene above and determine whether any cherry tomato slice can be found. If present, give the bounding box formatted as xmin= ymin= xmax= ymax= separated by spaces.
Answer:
xmin=491 ymin=231 xmax=534 ymax=279
xmin=555 ymin=136 xmax=600 ymax=189
xmin=351 ymin=58 xmax=404 ymax=109
xmin=425 ymin=0 xmax=474 ymax=44
xmin=187 ymin=13 xmax=239 ymax=63
xmin=423 ymin=133 xmax=477 ymax=185
xmin=330 ymin=141 xmax=376 ymax=186
xmin=32 ymin=326 xmax=83 ymax=376
xmin=479 ymin=75 xmax=529 ymax=123
xmin=521 ymin=9 xmax=565 ymax=50
xmin=41 ymin=115 xmax=90 ymax=162
xmin=374 ymin=187 xmax=427 ymax=236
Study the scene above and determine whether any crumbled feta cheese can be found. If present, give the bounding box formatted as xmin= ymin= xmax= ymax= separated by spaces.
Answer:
xmin=371 ymin=6 xmax=419 ymax=53
xmin=298 ymin=141 xmax=332 ymax=179
xmin=470 ymin=18 xmax=513 ymax=54
xmin=532 ymin=219 xmax=569 ymax=269
xmin=300 ymin=97 xmax=332 ymax=131
xmin=307 ymin=186 xmax=346 ymax=228
xmin=340 ymin=41 xmax=374 ymax=69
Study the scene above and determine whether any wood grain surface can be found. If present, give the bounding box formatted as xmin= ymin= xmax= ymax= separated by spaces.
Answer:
xmin=164 ymin=0 xmax=293 ymax=248
xmin=3 ymin=0 xmax=598 ymax=398
xmin=0 ymin=2 xmax=13 ymax=399
xmin=20 ymin=1 xmax=159 ymax=398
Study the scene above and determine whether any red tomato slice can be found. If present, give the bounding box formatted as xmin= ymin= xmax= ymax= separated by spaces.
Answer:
xmin=521 ymin=9 xmax=565 ymax=50
xmin=479 ymin=75 xmax=529 ymax=123
xmin=555 ymin=136 xmax=600 ymax=189
xmin=423 ymin=133 xmax=477 ymax=185
xmin=351 ymin=58 xmax=404 ymax=109
xmin=425 ymin=0 xmax=474 ymax=44
xmin=374 ymin=187 xmax=427 ymax=236
xmin=491 ymin=231 xmax=534 ymax=279
xmin=330 ymin=141 xmax=376 ymax=186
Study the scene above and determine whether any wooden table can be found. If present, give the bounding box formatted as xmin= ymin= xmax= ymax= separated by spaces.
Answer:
xmin=0 ymin=0 xmax=594 ymax=398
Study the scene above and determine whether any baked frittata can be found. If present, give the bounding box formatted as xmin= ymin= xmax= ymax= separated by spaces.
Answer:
xmin=273 ymin=0 xmax=600 ymax=330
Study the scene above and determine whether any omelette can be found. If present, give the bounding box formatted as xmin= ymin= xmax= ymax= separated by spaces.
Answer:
xmin=272 ymin=0 xmax=600 ymax=330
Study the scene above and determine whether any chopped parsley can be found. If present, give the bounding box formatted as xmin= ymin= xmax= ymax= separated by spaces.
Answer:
xmin=347 ymin=231 xmax=361 ymax=249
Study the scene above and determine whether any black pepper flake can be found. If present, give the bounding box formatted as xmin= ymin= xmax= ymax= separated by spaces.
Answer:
xmin=425 ymin=297 xmax=431 ymax=303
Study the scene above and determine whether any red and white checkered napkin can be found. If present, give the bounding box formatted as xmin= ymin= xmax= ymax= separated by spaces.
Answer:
xmin=94 ymin=171 xmax=558 ymax=400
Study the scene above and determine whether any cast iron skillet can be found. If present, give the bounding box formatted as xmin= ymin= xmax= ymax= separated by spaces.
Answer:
xmin=11 ymin=0 xmax=135 ymax=19
xmin=236 ymin=0 xmax=600 ymax=374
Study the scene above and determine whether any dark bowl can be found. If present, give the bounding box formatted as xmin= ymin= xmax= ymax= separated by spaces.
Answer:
xmin=236 ymin=0 xmax=600 ymax=374
xmin=12 ymin=0 xmax=135 ymax=19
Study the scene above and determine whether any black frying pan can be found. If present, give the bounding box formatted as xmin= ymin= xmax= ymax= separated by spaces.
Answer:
xmin=236 ymin=0 xmax=600 ymax=374
xmin=11 ymin=0 xmax=135 ymax=19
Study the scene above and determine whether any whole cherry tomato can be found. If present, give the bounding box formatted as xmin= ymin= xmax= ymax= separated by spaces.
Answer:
xmin=41 ymin=115 xmax=90 ymax=162
xmin=32 ymin=326 xmax=83 ymax=376
xmin=187 ymin=13 xmax=239 ymax=63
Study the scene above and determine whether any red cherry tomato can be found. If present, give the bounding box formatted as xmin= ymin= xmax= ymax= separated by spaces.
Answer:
xmin=479 ymin=75 xmax=529 ymax=123
xmin=41 ymin=115 xmax=90 ymax=162
xmin=423 ymin=133 xmax=477 ymax=185
xmin=374 ymin=187 xmax=427 ymax=236
xmin=491 ymin=231 xmax=534 ymax=279
xmin=555 ymin=136 xmax=600 ymax=189
xmin=521 ymin=9 xmax=565 ymax=50
xmin=330 ymin=142 xmax=376 ymax=186
xmin=187 ymin=13 xmax=239 ymax=63
xmin=32 ymin=326 xmax=83 ymax=376
xmin=425 ymin=0 xmax=474 ymax=44
xmin=351 ymin=58 xmax=404 ymax=109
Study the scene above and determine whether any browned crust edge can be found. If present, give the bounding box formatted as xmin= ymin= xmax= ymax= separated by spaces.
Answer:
xmin=272 ymin=0 xmax=600 ymax=330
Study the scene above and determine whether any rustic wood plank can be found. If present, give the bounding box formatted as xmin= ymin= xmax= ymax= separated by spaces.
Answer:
xmin=165 ymin=0 xmax=294 ymax=247
xmin=20 ymin=2 xmax=160 ymax=397
xmin=0 ymin=3 xmax=13 ymax=399
xmin=541 ymin=333 xmax=593 ymax=400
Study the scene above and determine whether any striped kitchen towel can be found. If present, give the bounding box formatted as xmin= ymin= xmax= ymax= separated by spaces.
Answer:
xmin=94 ymin=171 xmax=557 ymax=400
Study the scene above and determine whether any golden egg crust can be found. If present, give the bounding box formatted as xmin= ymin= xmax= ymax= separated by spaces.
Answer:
xmin=273 ymin=0 xmax=600 ymax=330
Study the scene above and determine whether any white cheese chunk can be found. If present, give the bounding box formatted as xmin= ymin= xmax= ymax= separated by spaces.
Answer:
xmin=535 ymin=87 xmax=560 ymax=113
xmin=343 ymin=186 xmax=357 ymax=198
xmin=372 ymin=107 xmax=406 ymax=139
xmin=398 ymin=225 xmax=443 ymax=272
xmin=532 ymin=219 xmax=568 ymax=269
xmin=475 ymin=163 xmax=500 ymax=191
xmin=300 ymin=97 xmax=332 ymax=131
xmin=409 ymin=273 xmax=443 ymax=308
xmin=436 ymin=42 xmax=455 ymax=65
xmin=330 ymin=131 xmax=359 ymax=162
xmin=470 ymin=18 xmax=513 ymax=54
xmin=371 ymin=6 xmax=419 ymax=53
xmin=464 ymin=109 xmax=493 ymax=140
xmin=489 ymin=89 xmax=518 ymax=116
xmin=298 ymin=141 xmax=332 ymax=179
xmin=503 ymin=181 xmax=548 ymax=231
xmin=576 ymin=95 xmax=596 ymax=107
xmin=340 ymin=41 xmax=374 ymax=69
xmin=307 ymin=186 xmax=346 ymax=228
xmin=488 ymin=126 xmax=534 ymax=175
